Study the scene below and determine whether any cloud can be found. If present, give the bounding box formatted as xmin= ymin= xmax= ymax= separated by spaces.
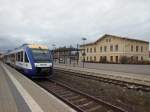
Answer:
xmin=0 ymin=0 xmax=150 ymax=52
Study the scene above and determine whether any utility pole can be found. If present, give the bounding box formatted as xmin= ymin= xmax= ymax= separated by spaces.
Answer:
xmin=77 ymin=44 xmax=79 ymax=65
xmin=52 ymin=44 xmax=56 ymax=62
xmin=82 ymin=37 xmax=87 ymax=68
xmin=69 ymin=45 xmax=71 ymax=64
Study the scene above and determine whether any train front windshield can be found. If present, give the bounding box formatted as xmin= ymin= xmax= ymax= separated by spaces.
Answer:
xmin=31 ymin=49 xmax=52 ymax=63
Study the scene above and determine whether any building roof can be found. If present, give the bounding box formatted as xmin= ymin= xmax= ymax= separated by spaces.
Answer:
xmin=80 ymin=34 xmax=149 ymax=47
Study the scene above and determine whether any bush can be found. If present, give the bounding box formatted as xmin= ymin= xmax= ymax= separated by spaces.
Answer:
xmin=137 ymin=60 xmax=150 ymax=65
xmin=100 ymin=57 xmax=107 ymax=63
xmin=120 ymin=56 xmax=128 ymax=64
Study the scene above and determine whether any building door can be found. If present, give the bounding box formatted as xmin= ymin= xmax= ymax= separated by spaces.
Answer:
xmin=104 ymin=56 xmax=107 ymax=62
xmin=136 ymin=56 xmax=138 ymax=61
xmin=94 ymin=56 xmax=96 ymax=62
xmin=100 ymin=56 xmax=102 ymax=62
xmin=141 ymin=56 xmax=143 ymax=61
xmin=116 ymin=56 xmax=118 ymax=63
xmin=110 ymin=56 xmax=113 ymax=62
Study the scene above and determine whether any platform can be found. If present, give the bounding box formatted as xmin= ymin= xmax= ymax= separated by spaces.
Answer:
xmin=54 ymin=63 xmax=150 ymax=86
xmin=0 ymin=62 xmax=76 ymax=112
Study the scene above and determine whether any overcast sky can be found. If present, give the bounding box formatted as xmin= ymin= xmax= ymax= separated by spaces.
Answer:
xmin=0 ymin=0 xmax=150 ymax=52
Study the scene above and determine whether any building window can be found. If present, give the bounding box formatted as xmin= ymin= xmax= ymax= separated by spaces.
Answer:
xmin=136 ymin=56 xmax=138 ymax=61
xmin=136 ymin=46 xmax=139 ymax=52
xmin=141 ymin=56 xmax=143 ymax=61
xmin=131 ymin=45 xmax=133 ymax=52
xmin=106 ymin=38 xmax=111 ymax=42
xmin=94 ymin=56 xmax=96 ymax=61
xmin=90 ymin=48 xmax=92 ymax=53
xmin=104 ymin=46 xmax=107 ymax=52
xmin=87 ymin=56 xmax=88 ymax=61
xmin=100 ymin=56 xmax=103 ymax=62
xmin=94 ymin=47 xmax=96 ymax=53
xmin=109 ymin=38 xmax=111 ymax=42
xmin=116 ymin=56 xmax=118 ymax=63
xmin=141 ymin=46 xmax=143 ymax=52
xmin=87 ymin=48 xmax=89 ymax=53
xmin=110 ymin=56 xmax=113 ymax=62
xmin=110 ymin=45 xmax=113 ymax=52
xmin=115 ymin=44 xmax=118 ymax=51
xmin=104 ymin=56 xmax=107 ymax=62
xmin=146 ymin=46 xmax=148 ymax=50
xmin=131 ymin=56 xmax=133 ymax=61
xmin=100 ymin=46 xmax=102 ymax=52
xmin=106 ymin=39 xmax=108 ymax=42
xmin=90 ymin=56 xmax=92 ymax=61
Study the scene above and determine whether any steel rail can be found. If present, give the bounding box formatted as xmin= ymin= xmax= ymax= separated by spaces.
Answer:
xmin=35 ymin=79 xmax=128 ymax=112
xmin=54 ymin=69 xmax=150 ymax=92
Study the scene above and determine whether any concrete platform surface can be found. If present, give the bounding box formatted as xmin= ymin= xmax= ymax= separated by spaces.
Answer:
xmin=0 ymin=62 xmax=76 ymax=112
xmin=54 ymin=61 xmax=150 ymax=75
xmin=54 ymin=64 xmax=150 ymax=86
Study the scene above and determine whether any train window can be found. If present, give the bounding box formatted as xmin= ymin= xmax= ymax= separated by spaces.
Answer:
xmin=20 ymin=52 xmax=21 ymax=61
xmin=18 ymin=52 xmax=20 ymax=61
xmin=17 ymin=53 xmax=19 ymax=61
xmin=15 ymin=53 xmax=17 ymax=61
xmin=17 ymin=53 xmax=18 ymax=61
xmin=21 ymin=51 xmax=23 ymax=62
xmin=12 ymin=54 xmax=15 ymax=62
xmin=25 ymin=52 xmax=29 ymax=62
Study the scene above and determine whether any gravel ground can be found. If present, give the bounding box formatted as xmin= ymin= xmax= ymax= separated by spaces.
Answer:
xmin=53 ymin=71 xmax=150 ymax=112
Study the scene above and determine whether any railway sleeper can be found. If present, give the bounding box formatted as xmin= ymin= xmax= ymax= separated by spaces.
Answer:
xmin=60 ymin=93 xmax=76 ymax=98
xmin=67 ymin=95 xmax=81 ymax=101
xmin=53 ymin=90 xmax=71 ymax=95
xmin=73 ymin=99 xmax=91 ymax=106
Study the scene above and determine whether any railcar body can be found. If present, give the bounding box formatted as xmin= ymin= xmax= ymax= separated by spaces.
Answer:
xmin=4 ymin=44 xmax=53 ymax=78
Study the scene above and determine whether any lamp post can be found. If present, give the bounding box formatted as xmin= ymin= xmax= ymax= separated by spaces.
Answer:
xmin=82 ymin=37 xmax=87 ymax=68
xmin=76 ymin=43 xmax=79 ymax=65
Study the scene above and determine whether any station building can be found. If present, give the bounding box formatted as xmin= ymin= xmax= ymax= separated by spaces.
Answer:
xmin=80 ymin=34 xmax=149 ymax=63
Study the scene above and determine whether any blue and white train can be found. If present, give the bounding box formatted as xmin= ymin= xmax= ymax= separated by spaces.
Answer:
xmin=4 ymin=44 xmax=53 ymax=78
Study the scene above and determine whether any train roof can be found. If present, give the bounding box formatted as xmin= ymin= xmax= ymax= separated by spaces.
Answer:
xmin=4 ymin=44 xmax=49 ymax=55
xmin=18 ymin=43 xmax=49 ymax=50
xmin=27 ymin=44 xmax=48 ymax=49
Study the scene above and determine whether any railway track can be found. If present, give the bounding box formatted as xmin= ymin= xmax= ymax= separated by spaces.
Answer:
xmin=35 ymin=79 xmax=127 ymax=112
xmin=54 ymin=69 xmax=150 ymax=92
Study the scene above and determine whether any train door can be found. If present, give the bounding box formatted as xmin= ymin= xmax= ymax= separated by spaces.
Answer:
xmin=24 ymin=51 xmax=31 ymax=69
xmin=12 ymin=54 xmax=15 ymax=66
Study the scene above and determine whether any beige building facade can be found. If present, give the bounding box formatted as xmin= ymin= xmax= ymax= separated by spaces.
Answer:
xmin=80 ymin=34 xmax=149 ymax=63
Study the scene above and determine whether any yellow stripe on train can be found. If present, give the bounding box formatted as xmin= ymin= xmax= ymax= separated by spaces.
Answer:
xmin=28 ymin=44 xmax=48 ymax=49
